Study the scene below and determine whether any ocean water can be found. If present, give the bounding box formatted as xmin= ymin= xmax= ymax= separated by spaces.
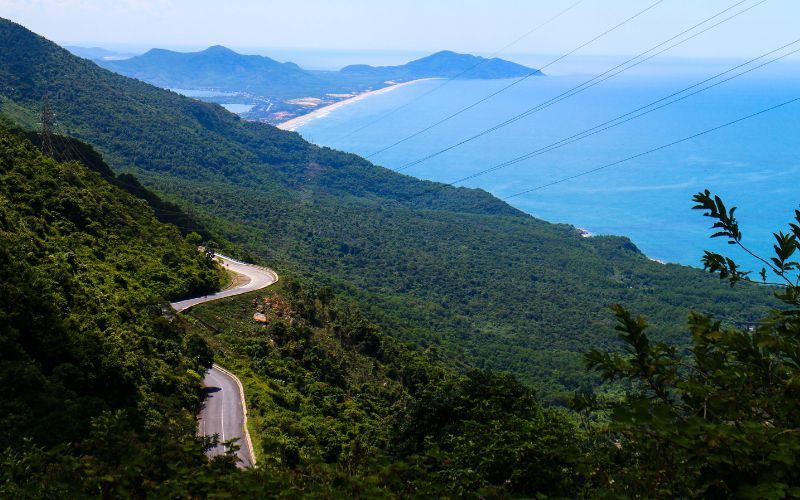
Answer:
xmin=293 ymin=61 xmax=800 ymax=272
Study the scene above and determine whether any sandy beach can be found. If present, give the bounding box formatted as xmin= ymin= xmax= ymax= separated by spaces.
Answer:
xmin=276 ymin=78 xmax=439 ymax=131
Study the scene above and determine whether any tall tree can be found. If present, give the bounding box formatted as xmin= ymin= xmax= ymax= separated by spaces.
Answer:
xmin=582 ymin=190 xmax=800 ymax=498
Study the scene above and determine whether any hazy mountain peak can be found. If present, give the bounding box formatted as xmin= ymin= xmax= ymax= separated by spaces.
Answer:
xmin=203 ymin=44 xmax=234 ymax=53
xmin=341 ymin=49 xmax=541 ymax=79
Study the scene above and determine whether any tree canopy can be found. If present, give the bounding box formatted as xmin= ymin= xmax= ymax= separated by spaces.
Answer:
xmin=581 ymin=191 xmax=800 ymax=498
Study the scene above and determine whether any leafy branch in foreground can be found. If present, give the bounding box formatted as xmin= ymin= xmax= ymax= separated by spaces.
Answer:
xmin=692 ymin=189 xmax=799 ymax=287
xmin=581 ymin=191 xmax=800 ymax=498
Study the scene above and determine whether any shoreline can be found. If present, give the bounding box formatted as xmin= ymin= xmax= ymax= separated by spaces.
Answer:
xmin=276 ymin=78 xmax=440 ymax=131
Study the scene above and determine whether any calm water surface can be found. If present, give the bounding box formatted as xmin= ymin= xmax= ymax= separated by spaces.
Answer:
xmin=295 ymin=62 xmax=800 ymax=272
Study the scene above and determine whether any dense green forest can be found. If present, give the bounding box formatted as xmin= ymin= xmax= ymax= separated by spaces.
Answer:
xmin=179 ymin=192 xmax=800 ymax=497
xmin=0 ymin=114 xmax=218 ymax=241
xmin=183 ymin=279 xmax=586 ymax=496
xmin=0 ymin=123 xmax=589 ymax=496
xmin=5 ymin=119 xmax=798 ymax=496
xmin=0 ymin=126 xmax=226 ymax=495
xmin=0 ymin=17 xmax=777 ymax=403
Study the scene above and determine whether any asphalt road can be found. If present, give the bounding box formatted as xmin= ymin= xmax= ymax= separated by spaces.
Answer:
xmin=171 ymin=254 xmax=278 ymax=312
xmin=199 ymin=366 xmax=253 ymax=467
xmin=169 ymin=253 xmax=278 ymax=468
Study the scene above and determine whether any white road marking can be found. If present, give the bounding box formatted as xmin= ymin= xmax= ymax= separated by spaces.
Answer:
xmin=220 ymin=384 xmax=225 ymax=444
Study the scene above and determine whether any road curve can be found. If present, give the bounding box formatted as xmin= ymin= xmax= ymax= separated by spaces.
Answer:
xmin=171 ymin=254 xmax=278 ymax=312
xmin=170 ymin=253 xmax=278 ymax=468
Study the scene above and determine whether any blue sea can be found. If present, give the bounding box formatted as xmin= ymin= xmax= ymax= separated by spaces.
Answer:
xmin=293 ymin=59 xmax=800 ymax=273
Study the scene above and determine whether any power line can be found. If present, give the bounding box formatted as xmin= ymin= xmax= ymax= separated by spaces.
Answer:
xmin=39 ymin=122 xmax=158 ymax=226
xmin=396 ymin=0 xmax=765 ymax=173
xmin=34 ymin=96 xmax=211 ymax=237
xmin=335 ymin=0 xmax=589 ymax=141
xmin=503 ymin=97 xmax=800 ymax=199
xmin=48 ymin=117 xmax=205 ymax=222
xmin=400 ymin=38 xmax=797 ymax=203
xmin=447 ymin=38 xmax=800 ymax=186
xmin=362 ymin=0 xmax=668 ymax=159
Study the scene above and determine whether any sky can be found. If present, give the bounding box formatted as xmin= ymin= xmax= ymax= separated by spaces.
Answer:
xmin=1 ymin=0 xmax=799 ymax=69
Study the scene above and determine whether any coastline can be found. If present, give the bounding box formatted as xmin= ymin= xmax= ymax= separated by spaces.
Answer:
xmin=276 ymin=78 xmax=440 ymax=131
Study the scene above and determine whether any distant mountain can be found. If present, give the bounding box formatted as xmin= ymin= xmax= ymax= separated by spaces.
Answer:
xmin=101 ymin=46 xmax=539 ymax=94
xmin=64 ymin=45 xmax=134 ymax=61
xmin=100 ymin=45 xmax=329 ymax=98
xmin=97 ymin=46 xmax=542 ymax=122
xmin=340 ymin=50 xmax=541 ymax=80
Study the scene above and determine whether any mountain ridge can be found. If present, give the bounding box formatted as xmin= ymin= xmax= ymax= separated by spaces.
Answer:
xmin=94 ymin=44 xmax=541 ymax=122
xmin=340 ymin=49 xmax=541 ymax=79
xmin=100 ymin=44 xmax=322 ymax=96
xmin=97 ymin=45 xmax=540 ymax=86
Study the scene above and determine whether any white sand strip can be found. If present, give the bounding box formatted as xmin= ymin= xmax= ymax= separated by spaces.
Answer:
xmin=276 ymin=78 xmax=440 ymax=131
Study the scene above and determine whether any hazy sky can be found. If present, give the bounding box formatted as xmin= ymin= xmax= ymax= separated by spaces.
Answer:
xmin=2 ymin=0 xmax=798 ymax=64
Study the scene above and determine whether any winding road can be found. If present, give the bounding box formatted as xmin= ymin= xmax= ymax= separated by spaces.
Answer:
xmin=170 ymin=253 xmax=278 ymax=468
xmin=171 ymin=254 xmax=278 ymax=312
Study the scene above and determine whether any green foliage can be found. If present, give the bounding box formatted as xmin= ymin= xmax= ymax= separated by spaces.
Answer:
xmin=2 ymin=118 xmax=218 ymax=241
xmin=694 ymin=188 xmax=800 ymax=288
xmin=0 ymin=128 xmax=230 ymax=495
xmin=583 ymin=192 xmax=800 ymax=498
xmin=186 ymin=278 xmax=584 ymax=497
xmin=394 ymin=370 xmax=581 ymax=496
xmin=3 ymin=18 xmax=794 ymax=496
xmin=186 ymin=278 xmax=445 ymax=470
xmin=3 ymin=19 xmax=795 ymax=493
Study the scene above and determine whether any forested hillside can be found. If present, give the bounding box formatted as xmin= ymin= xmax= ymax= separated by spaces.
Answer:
xmin=0 ymin=18 xmax=776 ymax=402
xmin=0 ymin=125 xmax=588 ymax=497
xmin=0 ymin=126 xmax=227 ymax=495
xmin=5 ymin=109 xmax=795 ymax=498
xmin=181 ymin=279 xmax=585 ymax=497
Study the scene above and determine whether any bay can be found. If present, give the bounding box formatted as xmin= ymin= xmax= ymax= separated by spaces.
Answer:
xmin=294 ymin=60 xmax=800 ymax=273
